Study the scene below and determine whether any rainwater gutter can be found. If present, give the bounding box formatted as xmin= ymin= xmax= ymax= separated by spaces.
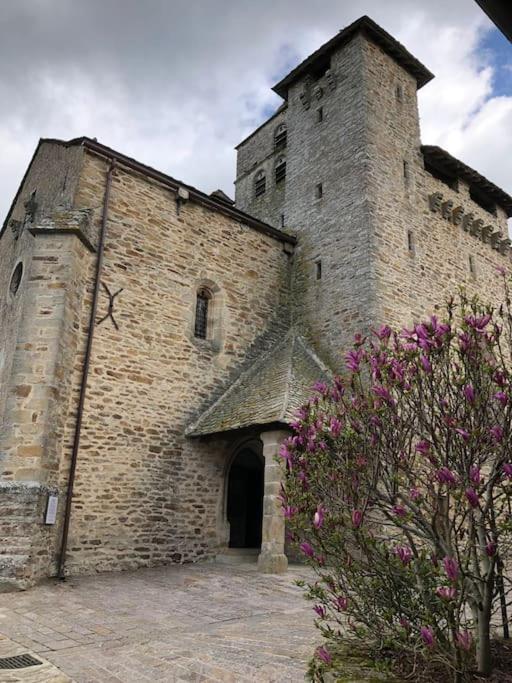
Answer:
xmin=57 ymin=159 xmax=116 ymax=579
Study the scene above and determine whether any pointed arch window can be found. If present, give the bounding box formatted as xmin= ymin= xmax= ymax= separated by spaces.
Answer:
xmin=274 ymin=123 xmax=287 ymax=151
xmin=194 ymin=287 xmax=212 ymax=339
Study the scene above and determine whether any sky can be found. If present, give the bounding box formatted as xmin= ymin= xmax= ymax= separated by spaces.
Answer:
xmin=0 ymin=0 xmax=511 ymax=226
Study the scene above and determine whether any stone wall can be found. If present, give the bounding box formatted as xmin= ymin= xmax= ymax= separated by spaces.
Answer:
xmin=235 ymin=107 xmax=288 ymax=229
xmin=235 ymin=32 xmax=512 ymax=371
xmin=62 ymin=151 xmax=292 ymax=575
xmin=0 ymin=143 xmax=94 ymax=589
xmin=236 ymin=35 xmax=377 ymax=371
xmin=362 ymin=38 xmax=511 ymax=329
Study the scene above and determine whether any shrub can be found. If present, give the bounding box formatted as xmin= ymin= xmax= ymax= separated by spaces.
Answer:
xmin=282 ymin=293 xmax=512 ymax=682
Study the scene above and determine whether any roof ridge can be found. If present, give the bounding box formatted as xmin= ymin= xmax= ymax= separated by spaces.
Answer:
xmin=294 ymin=335 xmax=334 ymax=377
xmin=421 ymin=145 xmax=512 ymax=217
xmin=272 ymin=15 xmax=433 ymax=99
xmin=278 ymin=334 xmax=297 ymax=421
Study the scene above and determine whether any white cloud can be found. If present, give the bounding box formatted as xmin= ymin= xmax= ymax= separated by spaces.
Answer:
xmin=0 ymin=0 xmax=509 ymax=227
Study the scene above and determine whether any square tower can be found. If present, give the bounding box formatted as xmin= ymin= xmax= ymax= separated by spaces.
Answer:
xmin=235 ymin=16 xmax=433 ymax=368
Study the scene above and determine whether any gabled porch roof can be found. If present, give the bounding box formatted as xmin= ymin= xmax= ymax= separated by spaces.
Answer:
xmin=186 ymin=332 xmax=331 ymax=437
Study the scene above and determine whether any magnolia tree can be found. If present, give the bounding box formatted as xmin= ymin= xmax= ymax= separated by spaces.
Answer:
xmin=281 ymin=293 xmax=512 ymax=682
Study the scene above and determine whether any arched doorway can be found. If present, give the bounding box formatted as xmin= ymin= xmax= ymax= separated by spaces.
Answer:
xmin=226 ymin=448 xmax=264 ymax=548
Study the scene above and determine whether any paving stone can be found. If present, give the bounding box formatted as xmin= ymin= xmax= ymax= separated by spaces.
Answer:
xmin=0 ymin=564 xmax=318 ymax=681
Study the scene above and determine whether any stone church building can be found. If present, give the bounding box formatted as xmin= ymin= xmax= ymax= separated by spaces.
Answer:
xmin=1 ymin=16 xmax=511 ymax=591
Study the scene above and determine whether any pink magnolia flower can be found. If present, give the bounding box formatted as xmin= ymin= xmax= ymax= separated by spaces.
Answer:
xmin=394 ymin=545 xmax=413 ymax=565
xmin=313 ymin=505 xmax=325 ymax=529
xmin=313 ymin=381 xmax=328 ymax=395
xmin=351 ymin=509 xmax=363 ymax=528
xmin=443 ymin=556 xmax=459 ymax=583
xmin=436 ymin=586 xmax=456 ymax=601
xmin=315 ymin=646 xmax=332 ymax=665
xmin=300 ymin=542 xmax=314 ymax=558
xmin=463 ymin=384 xmax=476 ymax=403
xmin=465 ymin=488 xmax=480 ymax=509
xmin=469 ymin=465 xmax=481 ymax=484
xmin=420 ymin=626 xmax=435 ymax=648
xmin=436 ymin=467 xmax=458 ymax=487
xmin=496 ymin=265 xmax=506 ymax=276
xmin=415 ymin=439 xmax=431 ymax=455
xmin=494 ymin=391 xmax=509 ymax=407
xmin=494 ymin=370 xmax=507 ymax=387
xmin=393 ymin=505 xmax=407 ymax=518
xmin=334 ymin=596 xmax=348 ymax=611
xmin=313 ymin=604 xmax=326 ymax=619
xmin=283 ymin=505 xmax=297 ymax=519
xmin=490 ymin=425 xmax=504 ymax=443
xmin=465 ymin=313 xmax=491 ymax=331
xmin=456 ymin=630 xmax=473 ymax=651
xmin=485 ymin=541 xmax=497 ymax=557
xmin=372 ymin=384 xmax=394 ymax=405
xmin=329 ymin=417 xmax=343 ymax=437
xmin=375 ymin=324 xmax=392 ymax=341
xmin=278 ymin=443 xmax=293 ymax=465
xmin=455 ymin=428 xmax=470 ymax=441
xmin=503 ymin=463 xmax=512 ymax=479
xmin=409 ymin=487 xmax=421 ymax=502
xmin=420 ymin=355 xmax=432 ymax=373
xmin=346 ymin=349 xmax=364 ymax=373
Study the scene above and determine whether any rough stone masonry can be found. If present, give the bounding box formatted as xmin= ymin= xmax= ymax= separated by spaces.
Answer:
xmin=1 ymin=15 xmax=511 ymax=591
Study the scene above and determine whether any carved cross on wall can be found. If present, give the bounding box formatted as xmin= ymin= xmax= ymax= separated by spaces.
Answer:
xmin=96 ymin=282 xmax=124 ymax=330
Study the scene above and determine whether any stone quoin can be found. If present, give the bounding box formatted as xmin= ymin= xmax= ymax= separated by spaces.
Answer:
xmin=1 ymin=15 xmax=511 ymax=591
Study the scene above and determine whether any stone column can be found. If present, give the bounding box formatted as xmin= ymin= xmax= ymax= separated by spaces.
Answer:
xmin=257 ymin=429 xmax=289 ymax=574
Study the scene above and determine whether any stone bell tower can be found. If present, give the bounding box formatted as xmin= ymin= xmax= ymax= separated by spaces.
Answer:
xmin=234 ymin=16 xmax=433 ymax=369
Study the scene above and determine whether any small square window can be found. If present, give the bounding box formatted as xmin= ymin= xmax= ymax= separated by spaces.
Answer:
xmin=315 ymin=183 xmax=323 ymax=199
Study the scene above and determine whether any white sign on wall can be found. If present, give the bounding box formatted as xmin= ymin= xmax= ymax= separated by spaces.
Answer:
xmin=45 ymin=494 xmax=58 ymax=525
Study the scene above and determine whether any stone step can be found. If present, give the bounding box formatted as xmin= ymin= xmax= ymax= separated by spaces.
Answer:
xmin=215 ymin=548 xmax=259 ymax=564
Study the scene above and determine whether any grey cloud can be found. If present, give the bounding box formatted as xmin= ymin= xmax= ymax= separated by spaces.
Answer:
xmin=0 ymin=0 xmax=502 ymax=224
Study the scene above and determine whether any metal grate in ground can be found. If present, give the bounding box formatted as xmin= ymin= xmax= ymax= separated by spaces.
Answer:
xmin=0 ymin=654 xmax=43 ymax=670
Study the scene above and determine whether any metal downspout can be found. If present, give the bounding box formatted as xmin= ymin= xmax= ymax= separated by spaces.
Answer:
xmin=57 ymin=159 xmax=115 ymax=579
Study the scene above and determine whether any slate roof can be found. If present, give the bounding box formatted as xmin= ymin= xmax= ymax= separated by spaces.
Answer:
xmin=273 ymin=15 xmax=434 ymax=99
xmin=186 ymin=332 xmax=332 ymax=437
xmin=422 ymin=146 xmax=512 ymax=217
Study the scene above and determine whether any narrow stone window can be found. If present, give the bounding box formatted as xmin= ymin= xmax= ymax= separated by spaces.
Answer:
xmin=274 ymin=124 xmax=287 ymax=151
xmin=280 ymin=213 xmax=285 ymax=228
xmin=407 ymin=230 xmax=415 ymax=255
xmin=317 ymin=107 xmax=324 ymax=123
xmin=9 ymin=262 xmax=23 ymax=297
xmin=194 ymin=287 xmax=212 ymax=339
xmin=315 ymin=260 xmax=322 ymax=280
xmin=396 ymin=84 xmax=403 ymax=101
xmin=403 ymin=160 xmax=409 ymax=180
xmin=315 ymin=183 xmax=323 ymax=199
xmin=254 ymin=171 xmax=266 ymax=198
xmin=275 ymin=157 xmax=286 ymax=184
xmin=469 ymin=255 xmax=477 ymax=278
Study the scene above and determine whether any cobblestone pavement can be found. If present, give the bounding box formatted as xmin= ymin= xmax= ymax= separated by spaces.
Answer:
xmin=0 ymin=562 xmax=317 ymax=682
